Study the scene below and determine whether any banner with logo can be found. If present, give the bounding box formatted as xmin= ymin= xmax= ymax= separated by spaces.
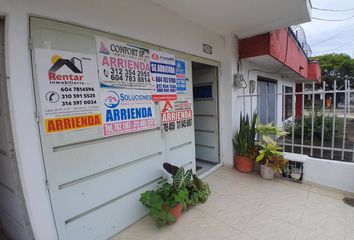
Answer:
xmin=176 ymin=59 xmax=187 ymax=94
xmin=150 ymin=50 xmax=177 ymax=101
xmin=101 ymin=89 xmax=156 ymax=136
xmin=34 ymin=49 xmax=102 ymax=134
xmin=96 ymin=37 xmax=151 ymax=89
xmin=161 ymin=97 xmax=192 ymax=132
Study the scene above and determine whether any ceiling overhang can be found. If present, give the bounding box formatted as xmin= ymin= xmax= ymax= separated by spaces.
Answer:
xmin=148 ymin=0 xmax=311 ymax=38
xmin=239 ymin=29 xmax=321 ymax=82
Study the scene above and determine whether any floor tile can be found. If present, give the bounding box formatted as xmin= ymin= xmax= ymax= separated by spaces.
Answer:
xmin=111 ymin=167 xmax=349 ymax=240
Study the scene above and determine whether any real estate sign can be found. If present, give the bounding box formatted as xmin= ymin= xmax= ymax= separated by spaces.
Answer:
xmin=96 ymin=37 xmax=151 ymax=89
xmin=161 ymin=97 xmax=192 ymax=132
xmin=34 ymin=49 xmax=102 ymax=134
xmin=150 ymin=50 xmax=177 ymax=101
xmin=101 ymin=89 xmax=156 ymax=136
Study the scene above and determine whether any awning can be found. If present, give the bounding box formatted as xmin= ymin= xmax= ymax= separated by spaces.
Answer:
xmin=239 ymin=28 xmax=321 ymax=82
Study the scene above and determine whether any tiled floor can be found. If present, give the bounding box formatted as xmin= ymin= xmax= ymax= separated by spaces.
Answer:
xmin=111 ymin=166 xmax=354 ymax=240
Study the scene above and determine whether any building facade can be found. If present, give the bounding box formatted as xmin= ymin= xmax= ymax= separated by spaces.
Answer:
xmin=2 ymin=1 xmax=351 ymax=240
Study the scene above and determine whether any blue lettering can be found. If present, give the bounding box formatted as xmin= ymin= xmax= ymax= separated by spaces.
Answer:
xmin=121 ymin=109 xmax=127 ymax=120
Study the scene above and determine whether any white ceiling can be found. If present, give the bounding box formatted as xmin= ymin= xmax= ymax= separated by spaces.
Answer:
xmin=246 ymin=55 xmax=307 ymax=82
xmin=149 ymin=0 xmax=311 ymax=38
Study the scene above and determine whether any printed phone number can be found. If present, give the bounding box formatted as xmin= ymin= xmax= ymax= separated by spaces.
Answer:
xmin=61 ymin=87 xmax=96 ymax=92
xmin=61 ymin=100 xmax=97 ymax=106
xmin=61 ymin=93 xmax=96 ymax=99
xmin=109 ymin=67 xmax=150 ymax=83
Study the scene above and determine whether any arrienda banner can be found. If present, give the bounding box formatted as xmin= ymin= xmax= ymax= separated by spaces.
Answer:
xmin=101 ymin=89 xmax=156 ymax=136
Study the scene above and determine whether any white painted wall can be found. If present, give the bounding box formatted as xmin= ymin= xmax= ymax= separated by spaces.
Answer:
xmin=0 ymin=0 xmax=235 ymax=239
xmin=233 ymin=59 xmax=354 ymax=194
xmin=304 ymin=157 xmax=354 ymax=193
xmin=231 ymin=59 xmax=292 ymax=141
xmin=0 ymin=0 xmax=350 ymax=239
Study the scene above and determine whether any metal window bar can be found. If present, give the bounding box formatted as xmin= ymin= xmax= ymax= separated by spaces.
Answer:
xmin=331 ymin=81 xmax=337 ymax=159
xmin=310 ymin=82 xmax=315 ymax=156
xmin=282 ymin=85 xmax=286 ymax=150
xmin=301 ymin=82 xmax=305 ymax=155
xmin=320 ymin=81 xmax=325 ymax=158
xmin=292 ymin=86 xmax=295 ymax=153
xmin=342 ymin=80 xmax=348 ymax=160
xmin=238 ymin=80 xmax=354 ymax=162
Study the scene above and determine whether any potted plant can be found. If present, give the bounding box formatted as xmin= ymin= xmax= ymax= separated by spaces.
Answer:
xmin=186 ymin=174 xmax=211 ymax=207
xmin=163 ymin=163 xmax=211 ymax=208
xmin=255 ymin=121 xmax=288 ymax=179
xmin=139 ymin=165 xmax=191 ymax=227
xmin=233 ymin=113 xmax=257 ymax=172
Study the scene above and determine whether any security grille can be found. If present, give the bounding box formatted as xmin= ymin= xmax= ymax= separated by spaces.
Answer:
xmin=239 ymin=79 xmax=354 ymax=162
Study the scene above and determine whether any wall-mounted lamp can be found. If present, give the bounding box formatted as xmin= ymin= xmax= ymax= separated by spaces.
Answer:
xmin=233 ymin=73 xmax=247 ymax=89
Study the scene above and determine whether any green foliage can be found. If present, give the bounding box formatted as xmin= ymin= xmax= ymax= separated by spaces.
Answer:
xmin=285 ymin=108 xmax=343 ymax=141
xmin=140 ymin=165 xmax=211 ymax=228
xmin=139 ymin=179 xmax=189 ymax=228
xmin=163 ymin=162 xmax=179 ymax=176
xmin=233 ymin=112 xmax=257 ymax=156
xmin=256 ymin=120 xmax=288 ymax=140
xmin=255 ymin=121 xmax=288 ymax=173
xmin=173 ymin=168 xmax=192 ymax=190
xmin=186 ymin=175 xmax=211 ymax=207
xmin=313 ymin=53 xmax=354 ymax=89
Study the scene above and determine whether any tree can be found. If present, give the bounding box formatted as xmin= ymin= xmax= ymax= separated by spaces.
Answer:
xmin=312 ymin=54 xmax=354 ymax=107
xmin=312 ymin=53 xmax=354 ymax=90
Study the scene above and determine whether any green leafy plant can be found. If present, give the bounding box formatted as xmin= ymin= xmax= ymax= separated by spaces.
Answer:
xmin=186 ymin=175 xmax=211 ymax=206
xmin=233 ymin=112 xmax=257 ymax=157
xmin=173 ymin=167 xmax=192 ymax=190
xmin=255 ymin=121 xmax=288 ymax=173
xmin=140 ymin=179 xmax=189 ymax=228
xmin=162 ymin=163 xmax=211 ymax=207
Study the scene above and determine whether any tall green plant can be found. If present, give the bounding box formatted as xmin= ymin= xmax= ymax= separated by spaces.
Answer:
xmin=255 ymin=121 xmax=288 ymax=173
xmin=233 ymin=112 xmax=257 ymax=156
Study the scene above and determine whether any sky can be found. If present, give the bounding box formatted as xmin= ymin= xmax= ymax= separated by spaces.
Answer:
xmin=301 ymin=0 xmax=354 ymax=57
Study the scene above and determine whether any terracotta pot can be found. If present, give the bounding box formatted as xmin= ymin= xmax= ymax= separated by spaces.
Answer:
xmin=260 ymin=165 xmax=274 ymax=180
xmin=169 ymin=203 xmax=183 ymax=221
xmin=234 ymin=155 xmax=253 ymax=173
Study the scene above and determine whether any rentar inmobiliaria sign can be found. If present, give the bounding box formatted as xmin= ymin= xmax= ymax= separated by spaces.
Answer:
xmin=35 ymin=36 xmax=192 ymax=136
xmin=35 ymin=49 xmax=102 ymax=134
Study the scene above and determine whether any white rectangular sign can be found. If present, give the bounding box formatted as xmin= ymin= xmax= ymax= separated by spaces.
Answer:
xmin=101 ymin=89 xmax=156 ymax=136
xmin=96 ymin=37 xmax=151 ymax=89
xmin=34 ymin=49 xmax=102 ymax=134
xmin=150 ymin=50 xmax=177 ymax=101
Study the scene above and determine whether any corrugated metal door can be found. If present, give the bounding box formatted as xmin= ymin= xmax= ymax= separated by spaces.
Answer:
xmin=30 ymin=18 xmax=195 ymax=240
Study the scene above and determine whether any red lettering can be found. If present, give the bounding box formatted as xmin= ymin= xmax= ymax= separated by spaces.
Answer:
xmin=47 ymin=120 xmax=55 ymax=132
xmin=117 ymin=58 xmax=124 ymax=68
xmin=55 ymin=119 xmax=63 ymax=130
xmin=110 ymin=57 xmax=117 ymax=67
xmin=48 ymin=72 xmax=56 ymax=80
xmin=63 ymin=119 xmax=71 ymax=129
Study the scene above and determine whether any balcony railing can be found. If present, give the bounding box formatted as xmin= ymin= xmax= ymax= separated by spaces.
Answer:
xmin=289 ymin=25 xmax=312 ymax=58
